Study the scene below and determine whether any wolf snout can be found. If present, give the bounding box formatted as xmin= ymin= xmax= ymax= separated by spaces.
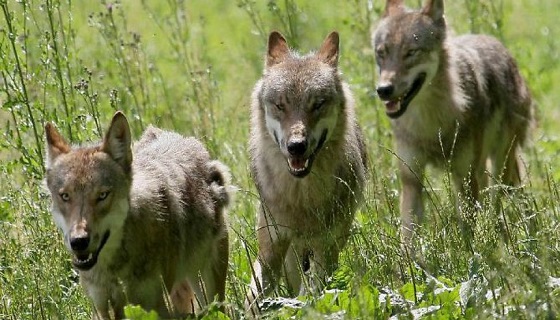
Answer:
xmin=286 ymin=136 xmax=313 ymax=177
xmin=70 ymin=233 xmax=90 ymax=252
xmin=376 ymin=84 xmax=394 ymax=100
xmin=287 ymin=138 xmax=308 ymax=156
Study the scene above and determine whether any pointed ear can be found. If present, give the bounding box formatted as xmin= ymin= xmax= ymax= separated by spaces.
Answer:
xmin=102 ymin=111 xmax=132 ymax=173
xmin=316 ymin=31 xmax=339 ymax=68
xmin=422 ymin=0 xmax=444 ymax=22
xmin=384 ymin=0 xmax=404 ymax=17
xmin=45 ymin=123 xmax=71 ymax=169
xmin=266 ymin=31 xmax=289 ymax=67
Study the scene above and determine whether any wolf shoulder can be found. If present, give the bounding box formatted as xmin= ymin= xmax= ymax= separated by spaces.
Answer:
xmin=134 ymin=125 xmax=211 ymax=164
xmin=129 ymin=127 xmax=218 ymax=216
xmin=448 ymin=34 xmax=522 ymax=69
xmin=448 ymin=33 xmax=531 ymax=106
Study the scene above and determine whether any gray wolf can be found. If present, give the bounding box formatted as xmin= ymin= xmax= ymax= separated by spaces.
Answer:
xmin=44 ymin=112 xmax=231 ymax=319
xmin=246 ymin=31 xmax=368 ymax=311
xmin=372 ymin=0 xmax=534 ymax=245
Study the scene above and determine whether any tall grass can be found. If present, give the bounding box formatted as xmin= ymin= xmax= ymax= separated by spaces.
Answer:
xmin=1 ymin=0 xmax=560 ymax=319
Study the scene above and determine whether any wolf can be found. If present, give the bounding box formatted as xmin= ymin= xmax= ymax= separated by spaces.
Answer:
xmin=44 ymin=111 xmax=231 ymax=319
xmin=246 ymin=31 xmax=368 ymax=311
xmin=372 ymin=0 xmax=534 ymax=245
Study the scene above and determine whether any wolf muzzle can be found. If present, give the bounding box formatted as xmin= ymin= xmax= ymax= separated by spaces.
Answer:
xmin=285 ymin=129 xmax=328 ymax=178
xmin=377 ymin=72 xmax=427 ymax=119
xmin=71 ymin=230 xmax=110 ymax=271
xmin=287 ymin=137 xmax=308 ymax=157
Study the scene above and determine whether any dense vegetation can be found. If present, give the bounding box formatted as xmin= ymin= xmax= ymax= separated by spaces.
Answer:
xmin=1 ymin=0 xmax=559 ymax=318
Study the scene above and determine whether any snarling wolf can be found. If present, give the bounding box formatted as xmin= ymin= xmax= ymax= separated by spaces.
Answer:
xmin=45 ymin=112 xmax=231 ymax=319
xmin=246 ymin=31 xmax=368 ymax=311
xmin=372 ymin=0 xmax=534 ymax=244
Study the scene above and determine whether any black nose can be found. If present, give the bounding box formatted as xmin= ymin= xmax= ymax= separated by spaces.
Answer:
xmin=70 ymin=235 xmax=90 ymax=251
xmin=287 ymin=139 xmax=308 ymax=156
xmin=376 ymin=84 xmax=394 ymax=99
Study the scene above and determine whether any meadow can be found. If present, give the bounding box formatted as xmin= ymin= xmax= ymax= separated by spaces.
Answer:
xmin=1 ymin=0 xmax=560 ymax=318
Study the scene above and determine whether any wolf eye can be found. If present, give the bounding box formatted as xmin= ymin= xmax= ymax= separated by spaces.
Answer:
xmin=375 ymin=47 xmax=386 ymax=59
xmin=405 ymin=49 xmax=419 ymax=58
xmin=60 ymin=193 xmax=70 ymax=202
xmin=273 ymin=103 xmax=284 ymax=111
xmin=312 ymin=100 xmax=326 ymax=111
xmin=375 ymin=44 xmax=389 ymax=59
xmin=97 ymin=191 xmax=110 ymax=201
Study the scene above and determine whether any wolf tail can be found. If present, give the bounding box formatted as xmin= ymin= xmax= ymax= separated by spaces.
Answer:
xmin=206 ymin=160 xmax=233 ymax=209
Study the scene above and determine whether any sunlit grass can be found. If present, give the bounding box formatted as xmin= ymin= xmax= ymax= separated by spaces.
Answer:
xmin=1 ymin=0 xmax=560 ymax=318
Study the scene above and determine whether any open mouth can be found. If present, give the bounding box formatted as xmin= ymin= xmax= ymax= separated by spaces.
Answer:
xmin=286 ymin=130 xmax=328 ymax=178
xmin=72 ymin=231 xmax=110 ymax=271
xmin=383 ymin=72 xmax=426 ymax=119
xmin=288 ymin=156 xmax=311 ymax=177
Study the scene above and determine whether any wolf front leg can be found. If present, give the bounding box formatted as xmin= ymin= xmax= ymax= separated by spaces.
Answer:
xmin=91 ymin=307 xmax=111 ymax=320
xmin=211 ymin=230 xmax=230 ymax=305
xmin=84 ymin=277 xmax=125 ymax=320
xmin=307 ymin=234 xmax=349 ymax=293
xmin=399 ymin=160 xmax=425 ymax=250
xmin=171 ymin=238 xmax=228 ymax=317
xmin=193 ymin=229 xmax=229 ymax=311
xmin=283 ymin=242 xmax=306 ymax=296
xmin=92 ymin=303 xmax=123 ymax=320
xmin=170 ymin=280 xmax=196 ymax=315
xmin=246 ymin=207 xmax=290 ymax=315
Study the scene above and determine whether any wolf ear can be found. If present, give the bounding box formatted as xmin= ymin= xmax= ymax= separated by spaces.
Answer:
xmin=45 ymin=123 xmax=71 ymax=169
xmin=102 ymin=111 xmax=132 ymax=174
xmin=317 ymin=31 xmax=339 ymax=68
xmin=384 ymin=0 xmax=404 ymax=17
xmin=422 ymin=0 xmax=444 ymax=23
xmin=266 ymin=31 xmax=289 ymax=67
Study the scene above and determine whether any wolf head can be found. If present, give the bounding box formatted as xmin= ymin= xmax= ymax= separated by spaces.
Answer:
xmin=45 ymin=112 xmax=132 ymax=271
xmin=372 ymin=0 xmax=446 ymax=118
xmin=257 ymin=31 xmax=345 ymax=178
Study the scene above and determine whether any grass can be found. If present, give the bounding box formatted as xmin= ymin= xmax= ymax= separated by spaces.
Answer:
xmin=1 ymin=0 xmax=560 ymax=318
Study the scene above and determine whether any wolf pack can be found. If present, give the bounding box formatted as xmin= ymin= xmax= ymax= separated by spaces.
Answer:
xmin=43 ymin=0 xmax=534 ymax=318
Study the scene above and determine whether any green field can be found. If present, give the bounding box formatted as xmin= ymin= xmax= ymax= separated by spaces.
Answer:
xmin=1 ymin=0 xmax=560 ymax=318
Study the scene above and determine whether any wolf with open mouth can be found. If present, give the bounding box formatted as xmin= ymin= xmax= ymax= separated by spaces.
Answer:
xmin=246 ymin=31 xmax=368 ymax=314
xmin=45 ymin=112 xmax=231 ymax=319
xmin=372 ymin=0 xmax=534 ymax=247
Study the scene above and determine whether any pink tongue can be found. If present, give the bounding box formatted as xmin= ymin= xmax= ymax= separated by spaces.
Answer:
xmin=290 ymin=157 xmax=306 ymax=170
xmin=384 ymin=100 xmax=401 ymax=113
